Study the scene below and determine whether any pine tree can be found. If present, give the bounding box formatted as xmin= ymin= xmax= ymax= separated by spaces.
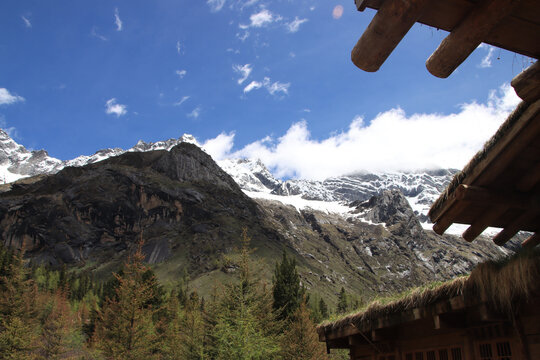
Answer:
xmin=179 ymin=292 xmax=207 ymax=359
xmin=281 ymin=299 xmax=328 ymax=360
xmin=319 ymin=298 xmax=329 ymax=319
xmin=209 ymin=229 xmax=281 ymax=359
xmin=37 ymin=290 xmax=84 ymax=359
xmin=272 ymin=251 xmax=304 ymax=320
xmin=0 ymin=249 xmax=39 ymax=359
xmin=336 ymin=287 xmax=349 ymax=315
xmin=92 ymin=245 xmax=158 ymax=359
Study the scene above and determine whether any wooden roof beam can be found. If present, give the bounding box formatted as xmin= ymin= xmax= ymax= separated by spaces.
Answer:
xmin=462 ymin=206 xmax=506 ymax=242
xmin=454 ymin=184 xmax=540 ymax=210
xmin=511 ymin=61 xmax=540 ymax=103
xmin=351 ymin=0 xmax=434 ymax=72
xmin=493 ymin=211 xmax=538 ymax=246
xmin=522 ymin=233 xmax=539 ymax=248
xmin=426 ymin=0 xmax=521 ymax=78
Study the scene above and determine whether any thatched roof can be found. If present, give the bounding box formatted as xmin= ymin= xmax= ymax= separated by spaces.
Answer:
xmin=427 ymin=98 xmax=540 ymax=246
xmin=318 ymin=249 xmax=540 ymax=341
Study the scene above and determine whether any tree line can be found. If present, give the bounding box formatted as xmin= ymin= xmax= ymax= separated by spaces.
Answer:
xmin=0 ymin=231 xmax=354 ymax=359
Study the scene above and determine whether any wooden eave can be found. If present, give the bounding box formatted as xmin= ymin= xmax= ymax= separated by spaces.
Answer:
xmin=318 ymin=294 xmax=507 ymax=347
xmin=428 ymin=99 xmax=540 ymax=246
xmin=352 ymin=0 xmax=540 ymax=78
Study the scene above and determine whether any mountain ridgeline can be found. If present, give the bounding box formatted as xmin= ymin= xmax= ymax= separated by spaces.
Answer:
xmin=0 ymin=133 xmax=519 ymax=302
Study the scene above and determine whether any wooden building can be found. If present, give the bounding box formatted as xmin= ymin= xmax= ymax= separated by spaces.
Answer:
xmin=317 ymin=251 xmax=540 ymax=360
xmin=317 ymin=0 xmax=540 ymax=358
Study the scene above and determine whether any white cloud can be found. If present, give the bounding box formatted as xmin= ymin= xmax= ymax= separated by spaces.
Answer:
xmin=91 ymin=27 xmax=108 ymax=41
xmin=207 ymin=0 xmax=226 ymax=12
xmin=176 ymin=69 xmax=187 ymax=79
xmin=114 ymin=8 xmax=123 ymax=31
xmin=21 ymin=16 xmax=32 ymax=28
xmin=266 ymin=80 xmax=290 ymax=95
xmin=479 ymin=44 xmax=495 ymax=68
xmin=176 ymin=41 xmax=182 ymax=54
xmin=236 ymin=31 xmax=250 ymax=42
xmin=105 ymin=98 xmax=127 ymax=117
xmin=242 ymin=77 xmax=290 ymax=96
xmin=0 ymin=116 xmax=18 ymax=139
xmin=202 ymin=132 xmax=235 ymax=160
xmin=208 ymin=84 xmax=520 ymax=180
xmin=0 ymin=88 xmax=25 ymax=105
xmin=286 ymin=17 xmax=308 ymax=33
xmin=240 ymin=9 xmax=280 ymax=28
xmin=187 ymin=107 xmax=201 ymax=119
xmin=233 ymin=64 xmax=252 ymax=84
xmin=243 ymin=80 xmax=263 ymax=93
xmin=174 ymin=96 xmax=190 ymax=106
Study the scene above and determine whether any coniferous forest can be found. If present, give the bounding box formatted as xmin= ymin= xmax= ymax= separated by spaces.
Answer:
xmin=0 ymin=230 xmax=349 ymax=360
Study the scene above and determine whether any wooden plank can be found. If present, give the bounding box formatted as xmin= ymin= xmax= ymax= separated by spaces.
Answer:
xmin=432 ymin=201 xmax=467 ymax=235
xmin=493 ymin=211 xmax=539 ymax=245
xmin=462 ymin=205 xmax=506 ymax=242
xmin=359 ymin=0 xmax=540 ymax=60
xmin=512 ymin=61 xmax=540 ymax=103
xmin=522 ymin=233 xmax=540 ymax=248
xmin=426 ymin=0 xmax=522 ymax=78
xmin=454 ymin=184 xmax=538 ymax=210
xmin=517 ymin=162 xmax=540 ymax=191
xmin=351 ymin=0 xmax=434 ymax=72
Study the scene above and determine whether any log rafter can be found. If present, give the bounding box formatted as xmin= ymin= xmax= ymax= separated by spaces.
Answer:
xmin=426 ymin=0 xmax=522 ymax=78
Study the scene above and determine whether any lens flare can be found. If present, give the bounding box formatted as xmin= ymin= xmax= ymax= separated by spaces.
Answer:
xmin=332 ymin=5 xmax=344 ymax=19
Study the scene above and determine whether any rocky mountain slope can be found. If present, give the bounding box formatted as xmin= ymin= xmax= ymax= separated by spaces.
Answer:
xmin=0 ymin=133 xmax=519 ymax=303
xmin=1 ymin=130 xmax=455 ymax=229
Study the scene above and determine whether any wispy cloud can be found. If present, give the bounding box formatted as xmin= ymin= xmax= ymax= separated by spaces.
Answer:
xmin=207 ymin=0 xmax=226 ymax=12
xmin=267 ymin=80 xmax=290 ymax=95
xmin=0 ymin=116 xmax=18 ymax=139
xmin=174 ymin=96 xmax=190 ymax=106
xmin=213 ymin=84 xmax=520 ymax=180
xmin=175 ymin=69 xmax=187 ymax=79
xmin=0 ymin=88 xmax=25 ymax=106
xmin=114 ymin=8 xmax=123 ymax=31
xmin=233 ymin=64 xmax=252 ymax=84
xmin=187 ymin=107 xmax=201 ymax=119
xmin=236 ymin=31 xmax=250 ymax=42
xmin=478 ymin=44 xmax=496 ymax=68
xmin=91 ymin=27 xmax=108 ymax=41
xmin=286 ymin=17 xmax=308 ymax=33
xmin=176 ymin=41 xmax=182 ymax=54
xmin=243 ymin=81 xmax=263 ymax=93
xmin=242 ymin=77 xmax=290 ymax=96
xmin=240 ymin=9 xmax=281 ymax=28
xmin=105 ymin=98 xmax=127 ymax=117
xmin=21 ymin=15 xmax=32 ymax=28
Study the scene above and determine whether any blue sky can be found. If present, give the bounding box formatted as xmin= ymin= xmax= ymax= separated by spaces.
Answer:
xmin=0 ymin=1 xmax=532 ymax=179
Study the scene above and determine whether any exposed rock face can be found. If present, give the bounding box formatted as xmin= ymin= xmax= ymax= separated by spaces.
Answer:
xmin=0 ymin=143 xmax=274 ymax=271
xmin=351 ymin=189 xmax=423 ymax=238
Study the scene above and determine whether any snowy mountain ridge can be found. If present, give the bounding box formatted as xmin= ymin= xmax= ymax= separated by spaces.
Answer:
xmin=0 ymin=130 xmax=455 ymax=229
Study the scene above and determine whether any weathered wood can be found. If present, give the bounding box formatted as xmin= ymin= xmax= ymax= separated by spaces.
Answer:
xmin=454 ymin=184 xmax=538 ymax=210
xmin=512 ymin=61 xmax=540 ymax=103
xmin=517 ymin=163 xmax=540 ymax=192
xmin=493 ymin=211 xmax=538 ymax=245
xmin=462 ymin=206 xmax=506 ymax=242
xmin=522 ymin=233 xmax=540 ymax=248
xmin=351 ymin=0 xmax=434 ymax=72
xmin=426 ymin=0 xmax=522 ymax=78
xmin=432 ymin=201 xmax=466 ymax=235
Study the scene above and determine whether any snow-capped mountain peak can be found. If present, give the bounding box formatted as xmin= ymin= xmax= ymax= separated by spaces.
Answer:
xmin=0 ymin=130 xmax=455 ymax=232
